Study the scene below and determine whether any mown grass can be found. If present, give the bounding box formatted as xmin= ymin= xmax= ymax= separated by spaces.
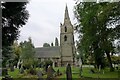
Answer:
xmin=82 ymin=67 xmax=119 ymax=78
xmin=7 ymin=66 xmax=119 ymax=79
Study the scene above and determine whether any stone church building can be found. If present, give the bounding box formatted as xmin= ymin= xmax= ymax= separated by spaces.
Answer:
xmin=35 ymin=5 xmax=76 ymax=67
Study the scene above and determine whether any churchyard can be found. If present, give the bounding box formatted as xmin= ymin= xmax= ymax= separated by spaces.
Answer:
xmin=1 ymin=65 xmax=119 ymax=80
xmin=2 ymin=1 xmax=120 ymax=80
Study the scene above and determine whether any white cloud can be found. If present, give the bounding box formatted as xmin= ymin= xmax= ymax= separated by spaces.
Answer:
xmin=18 ymin=0 xmax=78 ymax=47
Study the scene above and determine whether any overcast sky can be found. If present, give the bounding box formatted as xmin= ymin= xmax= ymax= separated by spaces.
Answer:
xmin=18 ymin=0 xmax=78 ymax=47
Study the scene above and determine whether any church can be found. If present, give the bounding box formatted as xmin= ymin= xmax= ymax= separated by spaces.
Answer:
xmin=35 ymin=5 xmax=76 ymax=67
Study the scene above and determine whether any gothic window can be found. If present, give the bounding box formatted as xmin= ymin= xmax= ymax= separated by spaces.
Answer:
xmin=64 ymin=35 xmax=67 ymax=41
xmin=65 ymin=26 xmax=67 ymax=32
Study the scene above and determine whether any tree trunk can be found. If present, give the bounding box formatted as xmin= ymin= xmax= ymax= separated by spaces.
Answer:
xmin=105 ymin=51 xmax=114 ymax=72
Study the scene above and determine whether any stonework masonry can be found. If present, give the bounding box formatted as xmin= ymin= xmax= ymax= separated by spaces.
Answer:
xmin=35 ymin=5 xmax=75 ymax=67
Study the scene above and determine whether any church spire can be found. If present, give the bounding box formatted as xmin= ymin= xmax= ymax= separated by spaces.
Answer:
xmin=64 ymin=4 xmax=70 ymax=22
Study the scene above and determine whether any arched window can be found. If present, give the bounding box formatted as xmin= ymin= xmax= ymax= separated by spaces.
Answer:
xmin=64 ymin=35 xmax=67 ymax=41
xmin=65 ymin=26 xmax=67 ymax=32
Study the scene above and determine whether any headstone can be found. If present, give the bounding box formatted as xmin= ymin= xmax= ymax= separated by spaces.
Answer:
xmin=37 ymin=70 xmax=43 ymax=80
xmin=20 ymin=67 xmax=24 ymax=74
xmin=10 ymin=65 xmax=14 ymax=72
xmin=6 ymin=64 xmax=9 ymax=69
xmin=46 ymin=65 xmax=54 ymax=80
xmin=18 ymin=63 xmax=21 ymax=69
xmin=116 ymin=66 xmax=118 ymax=70
xmin=79 ymin=65 xmax=82 ymax=77
xmin=2 ymin=68 xmax=8 ymax=76
xmin=0 ymin=68 xmax=2 ymax=76
xmin=57 ymin=69 xmax=60 ymax=76
xmin=90 ymin=69 xmax=95 ymax=74
xmin=66 ymin=63 xmax=72 ymax=80
xmin=98 ymin=65 xmax=101 ymax=72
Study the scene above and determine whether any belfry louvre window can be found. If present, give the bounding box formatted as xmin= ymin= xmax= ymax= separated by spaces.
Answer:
xmin=64 ymin=35 xmax=67 ymax=41
xmin=65 ymin=26 xmax=67 ymax=32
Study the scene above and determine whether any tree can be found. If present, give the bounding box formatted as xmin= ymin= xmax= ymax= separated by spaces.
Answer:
xmin=2 ymin=2 xmax=29 ymax=67
xmin=20 ymin=37 xmax=35 ymax=69
xmin=43 ymin=43 xmax=50 ymax=47
xmin=11 ymin=41 xmax=22 ymax=67
xmin=51 ymin=42 xmax=54 ymax=46
xmin=74 ymin=2 xmax=120 ymax=71
xmin=55 ymin=37 xmax=59 ymax=46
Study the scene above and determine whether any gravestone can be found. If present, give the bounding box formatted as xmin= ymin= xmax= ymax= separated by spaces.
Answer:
xmin=18 ymin=63 xmax=21 ymax=69
xmin=6 ymin=64 xmax=9 ymax=69
xmin=10 ymin=65 xmax=14 ymax=72
xmin=37 ymin=70 xmax=43 ymax=80
xmin=79 ymin=65 xmax=82 ymax=77
xmin=57 ymin=69 xmax=60 ymax=76
xmin=66 ymin=63 xmax=72 ymax=80
xmin=0 ymin=68 xmax=2 ymax=76
xmin=90 ymin=69 xmax=95 ymax=74
xmin=46 ymin=65 xmax=54 ymax=80
xmin=20 ymin=67 xmax=24 ymax=74
xmin=2 ymin=68 xmax=8 ymax=76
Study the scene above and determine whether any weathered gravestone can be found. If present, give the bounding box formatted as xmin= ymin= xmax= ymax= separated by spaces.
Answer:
xmin=2 ymin=68 xmax=8 ymax=76
xmin=89 ymin=69 xmax=95 ymax=74
xmin=0 ymin=68 xmax=2 ymax=76
xmin=37 ymin=70 xmax=43 ymax=80
xmin=66 ymin=63 xmax=72 ymax=80
xmin=79 ymin=65 xmax=82 ymax=77
xmin=46 ymin=65 xmax=55 ymax=80
xmin=57 ymin=69 xmax=60 ymax=76
xmin=18 ymin=63 xmax=21 ymax=69
xmin=20 ymin=67 xmax=24 ymax=74
xmin=10 ymin=65 xmax=14 ymax=72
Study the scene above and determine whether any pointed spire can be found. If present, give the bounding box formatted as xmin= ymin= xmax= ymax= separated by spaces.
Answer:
xmin=64 ymin=4 xmax=70 ymax=21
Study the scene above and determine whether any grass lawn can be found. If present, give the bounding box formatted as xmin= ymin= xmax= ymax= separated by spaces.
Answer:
xmin=7 ymin=66 xmax=119 ymax=79
xmin=82 ymin=67 xmax=119 ymax=78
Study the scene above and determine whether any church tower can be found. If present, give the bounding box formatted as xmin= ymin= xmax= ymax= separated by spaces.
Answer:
xmin=60 ymin=5 xmax=75 ymax=66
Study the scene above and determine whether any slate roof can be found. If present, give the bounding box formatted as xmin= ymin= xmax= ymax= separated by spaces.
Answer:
xmin=35 ymin=46 xmax=61 ymax=58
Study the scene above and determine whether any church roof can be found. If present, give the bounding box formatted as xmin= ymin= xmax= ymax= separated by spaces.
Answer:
xmin=35 ymin=46 xmax=61 ymax=58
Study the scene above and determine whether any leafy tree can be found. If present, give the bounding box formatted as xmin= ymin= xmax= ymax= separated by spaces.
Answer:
xmin=55 ymin=37 xmax=59 ymax=46
xmin=11 ymin=41 xmax=22 ymax=67
xmin=20 ymin=37 xmax=35 ymax=69
xmin=2 ymin=2 xmax=29 ymax=67
xmin=43 ymin=43 xmax=50 ymax=47
xmin=74 ymin=2 xmax=120 ymax=71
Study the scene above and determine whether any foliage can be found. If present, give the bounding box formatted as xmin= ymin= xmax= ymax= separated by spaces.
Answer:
xmin=51 ymin=42 xmax=54 ymax=46
xmin=2 ymin=46 xmax=13 ymax=67
xmin=43 ymin=43 xmax=50 ymax=47
xmin=10 ymin=41 xmax=22 ymax=67
xmin=55 ymin=37 xmax=59 ymax=46
xmin=110 ymin=56 xmax=120 ymax=64
xmin=2 ymin=2 xmax=29 ymax=67
xmin=20 ymin=37 xmax=35 ymax=69
xmin=74 ymin=2 xmax=120 ymax=71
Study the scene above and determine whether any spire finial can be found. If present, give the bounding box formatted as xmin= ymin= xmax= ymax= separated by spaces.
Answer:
xmin=64 ymin=4 xmax=70 ymax=21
